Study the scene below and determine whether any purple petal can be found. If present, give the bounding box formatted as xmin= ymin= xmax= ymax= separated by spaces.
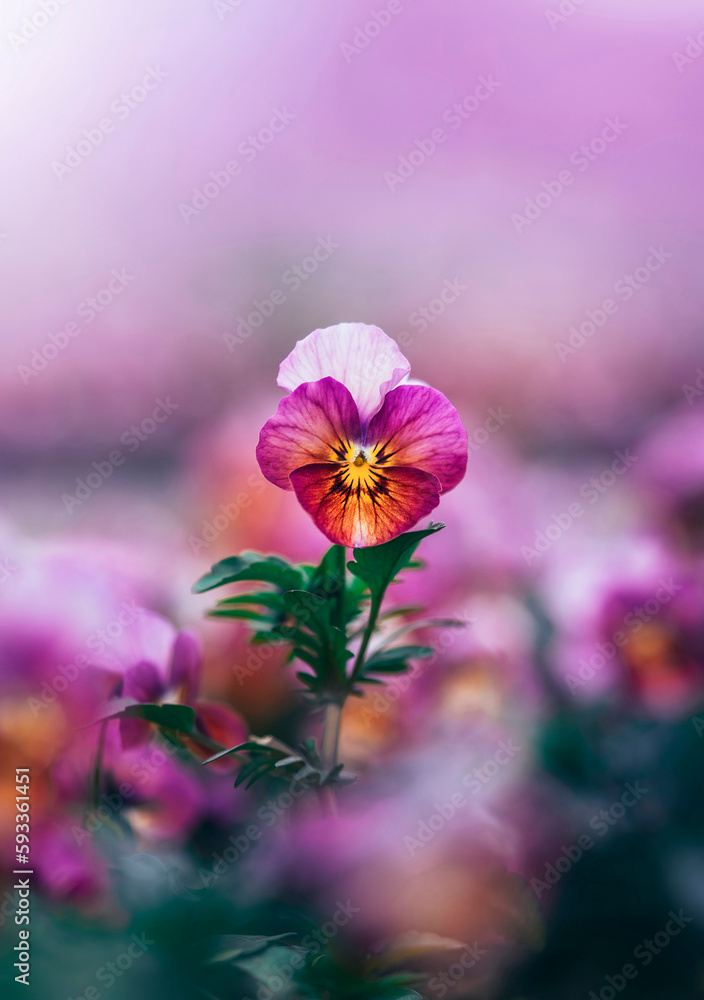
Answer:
xmin=168 ymin=630 xmax=203 ymax=703
xmin=89 ymin=610 xmax=176 ymax=676
xmin=366 ymin=384 xmax=468 ymax=492
xmin=277 ymin=323 xmax=411 ymax=425
xmin=256 ymin=376 xmax=361 ymax=490
xmin=123 ymin=660 xmax=164 ymax=702
xmin=119 ymin=716 xmax=152 ymax=750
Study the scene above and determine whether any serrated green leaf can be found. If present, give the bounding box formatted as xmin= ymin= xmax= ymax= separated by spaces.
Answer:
xmin=216 ymin=592 xmax=286 ymax=611
xmin=251 ymin=624 xmax=320 ymax=650
xmin=348 ymin=523 xmax=444 ymax=603
xmin=202 ymin=735 xmax=295 ymax=766
xmin=308 ymin=545 xmax=345 ymax=598
xmin=363 ymin=645 xmax=434 ymax=673
xmin=292 ymin=763 xmax=318 ymax=783
xmin=292 ymin=645 xmax=321 ymax=670
xmin=274 ymin=755 xmax=304 ymax=768
xmin=283 ymin=589 xmax=330 ymax=632
xmin=295 ymin=671 xmax=319 ymax=689
xmin=202 ymin=742 xmax=250 ymax=765
xmin=192 ymin=552 xmax=303 ymax=594
xmin=93 ymin=700 xmax=197 ymax=734
xmin=206 ymin=932 xmax=295 ymax=964
xmin=207 ymin=608 xmax=274 ymax=622
xmin=236 ymin=945 xmax=307 ymax=987
xmin=377 ymin=618 xmax=466 ymax=650
xmin=283 ymin=590 xmax=353 ymax=691
xmin=235 ymin=760 xmax=271 ymax=788
xmin=377 ymin=605 xmax=424 ymax=622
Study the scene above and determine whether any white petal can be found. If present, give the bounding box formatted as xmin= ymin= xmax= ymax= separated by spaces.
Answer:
xmin=277 ymin=323 xmax=411 ymax=425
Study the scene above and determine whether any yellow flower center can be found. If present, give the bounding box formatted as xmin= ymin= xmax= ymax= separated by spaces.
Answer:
xmin=344 ymin=444 xmax=380 ymax=486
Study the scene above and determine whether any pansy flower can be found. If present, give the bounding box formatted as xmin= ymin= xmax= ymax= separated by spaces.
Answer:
xmin=256 ymin=323 xmax=468 ymax=547
xmin=96 ymin=611 xmax=246 ymax=762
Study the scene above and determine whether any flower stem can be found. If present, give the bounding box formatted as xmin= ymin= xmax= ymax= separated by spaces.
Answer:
xmin=321 ymin=701 xmax=342 ymax=772
xmin=349 ymin=593 xmax=382 ymax=688
xmin=319 ymin=701 xmax=342 ymax=817
xmin=318 ymin=551 xmax=387 ymax=813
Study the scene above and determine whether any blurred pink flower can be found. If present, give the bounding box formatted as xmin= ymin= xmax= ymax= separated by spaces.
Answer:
xmin=95 ymin=609 xmax=246 ymax=763
xmin=636 ymin=407 xmax=704 ymax=552
xmin=33 ymin=818 xmax=111 ymax=907
xmin=543 ymin=534 xmax=704 ymax=716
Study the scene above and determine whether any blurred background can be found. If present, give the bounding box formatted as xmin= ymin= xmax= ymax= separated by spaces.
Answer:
xmin=2 ymin=0 xmax=704 ymax=997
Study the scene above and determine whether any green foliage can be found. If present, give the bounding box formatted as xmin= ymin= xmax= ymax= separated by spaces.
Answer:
xmin=282 ymin=589 xmax=353 ymax=697
xmin=347 ymin=522 xmax=445 ymax=606
xmin=192 ymin=552 xmax=304 ymax=594
xmin=205 ymin=932 xmax=296 ymax=964
xmin=362 ymin=644 xmax=434 ymax=675
xmin=90 ymin=700 xmax=222 ymax=752
xmin=94 ymin=699 xmax=196 ymax=733
xmin=294 ymin=951 xmax=424 ymax=999
xmin=203 ymin=931 xmax=431 ymax=1000
xmin=202 ymin=734 xmax=355 ymax=789
xmin=195 ymin=529 xmax=447 ymax=697
xmin=193 ymin=525 xmax=451 ymax=789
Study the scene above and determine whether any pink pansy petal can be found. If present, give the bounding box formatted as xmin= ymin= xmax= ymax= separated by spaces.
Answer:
xmin=366 ymin=384 xmax=468 ymax=493
xmin=277 ymin=323 xmax=411 ymax=425
xmin=90 ymin=609 xmax=175 ymax=676
xmin=123 ymin=659 xmax=165 ymax=702
xmin=119 ymin=716 xmax=152 ymax=750
xmin=168 ymin=630 xmax=203 ymax=703
xmin=256 ymin=377 xmax=361 ymax=490
xmin=290 ymin=462 xmax=442 ymax=547
xmin=34 ymin=821 xmax=109 ymax=902
xmin=124 ymin=760 xmax=205 ymax=842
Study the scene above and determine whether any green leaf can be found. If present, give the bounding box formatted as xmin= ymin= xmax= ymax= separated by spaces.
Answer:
xmin=201 ymin=742 xmax=250 ymax=765
xmin=330 ymin=627 xmax=355 ymax=674
xmin=283 ymin=589 xmax=330 ymax=634
xmin=377 ymin=618 xmax=466 ymax=649
xmin=203 ymin=734 xmax=323 ymax=790
xmin=274 ymin=754 xmax=305 ymax=768
xmin=296 ymin=671 xmax=319 ymax=690
xmin=236 ymin=759 xmax=274 ymax=788
xmin=378 ymin=990 xmax=423 ymax=999
xmin=300 ymin=737 xmax=319 ymax=760
xmin=377 ymin=605 xmax=424 ymax=622
xmin=251 ymin=624 xmax=319 ymax=650
xmin=294 ymin=949 xmax=424 ymax=999
xmin=307 ymin=544 xmax=344 ymax=597
xmin=348 ymin=524 xmax=444 ymax=603
xmin=363 ymin=645 xmax=434 ymax=673
xmin=236 ymin=945 xmax=307 ymax=989
xmin=92 ymin=700 xmax=197 ymax=734
xmin=129 ymin=703 xmax=197 ymax=731
xmin=202 ymin=735 xmax=296 ymax=766
xmin=283 ymin=590 xmax=352 ymax=691
xmin=207 ymin=608 xmax=274 ymax=622
xmin=215 ymin=592 xmax=287 ymax=611
xmin=192 ymin=552 xmax=303 ymax=594
xmin=206 ymin=933 xmax=295 ymax=964
xmin=292 ymin=646 xmax=322 ymax=670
